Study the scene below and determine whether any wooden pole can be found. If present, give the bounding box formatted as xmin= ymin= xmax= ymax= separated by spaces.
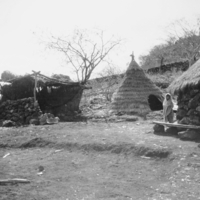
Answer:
xmin=32 ymin=70 xmax=40 ymax=103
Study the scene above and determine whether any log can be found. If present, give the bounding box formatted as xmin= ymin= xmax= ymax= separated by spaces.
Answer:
xmin=153 ymin=121 xmax=200 ymax=130
xmin=0 ymin=178 xmax=30 ymax=184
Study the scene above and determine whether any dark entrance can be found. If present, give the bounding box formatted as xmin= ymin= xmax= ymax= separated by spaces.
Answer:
xmin=148 ymin=94 xmax=163 ymax=111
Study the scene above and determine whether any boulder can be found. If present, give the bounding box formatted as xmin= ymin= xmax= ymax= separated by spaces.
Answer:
xmin=26 ymin=116 xmax=32 ymax=124
xmin=187 ymin=109 xmax=196 ymax=117
xmin=176 ymin=109 xmax=187 ymax=120
xmin=190 ymin=116 xmax=200 ymax=125
xmin=165 ymin=127 xmax=178 ymax=135
xmin=39 ymin=114 xmax=48 ymax=125
xmin=196 ymin=106 xmax=200 ymax=112
xmin=178 ymin=129 xmax=200 ymax=141
xmin=46 ymin=117 xmax=59 ymax=124
xmin=188 ymin=93 xmax=200 ymax=109
xmin=153 ymin=124 xmax=165 ymax=133
xmin=29 ymin=119 xmax=40 ymax=125
xmin=2 ymin=120 xmax=16 ymax=127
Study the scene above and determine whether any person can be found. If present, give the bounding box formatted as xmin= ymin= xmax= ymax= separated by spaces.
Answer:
xmin=163 ymin=93 xmax=174 ymax=123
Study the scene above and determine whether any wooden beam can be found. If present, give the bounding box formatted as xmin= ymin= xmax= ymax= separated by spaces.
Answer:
xmin=153 ymin=121 xmax=200 ymax=130
xmin=0 ymin=178 xmax=30 ymax=184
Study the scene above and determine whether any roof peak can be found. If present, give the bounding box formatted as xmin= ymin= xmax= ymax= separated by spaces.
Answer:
xmin=127 ymin=52 xmax=140 ymax=71
xmin=130 ymin=52 xmax=134 ymax=61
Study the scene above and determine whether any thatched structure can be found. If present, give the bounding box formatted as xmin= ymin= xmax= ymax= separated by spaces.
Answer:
xmin=168 ymin=59 xmax=200 ymax=125
xmin=169 ymin=59 xmax=200 ymax=94
xmin=111 ymin=54 xmax=163 ymax=115
xmin=0 ymin=73 xmax=86 ymax=119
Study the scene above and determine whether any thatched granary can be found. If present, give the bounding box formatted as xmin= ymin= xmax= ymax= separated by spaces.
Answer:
xmin=0 ymin=73 xmax=87 ymax=119
xmin=168 ymin=59 xmax=200 ymax=125
xmin=111 ymin=54 xmax=163 ymax=116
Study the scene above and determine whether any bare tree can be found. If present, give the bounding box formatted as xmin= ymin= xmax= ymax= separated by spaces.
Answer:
xmin=140 ymin=18 xmax=200 ymax=69
xmin=98 ymin=65 xmax=122 ymax=101
xmin=48 ymin=29 xmax=121 ymax=84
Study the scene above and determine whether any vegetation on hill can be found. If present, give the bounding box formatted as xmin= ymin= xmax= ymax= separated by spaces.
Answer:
xmin=147 ymin=71 xmax=183 ymax=90
xmin=139 ymin=18 xmax=200 ymax=69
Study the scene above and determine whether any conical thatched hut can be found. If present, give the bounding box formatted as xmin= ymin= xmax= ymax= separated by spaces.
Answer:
xmin=111 ymin=54 xmax=163 ymax=116
xmin=168 ymin=59 xmax=200 ymax=125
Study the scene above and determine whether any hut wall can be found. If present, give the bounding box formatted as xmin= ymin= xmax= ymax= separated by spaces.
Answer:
xmin=176 ymin=89 xmax=200 ymax=125
xmin=0 ymin=97 xmax=42 ymax=125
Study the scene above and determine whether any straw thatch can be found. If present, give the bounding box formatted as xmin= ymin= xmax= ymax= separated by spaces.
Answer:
xmin=168 ymin=59 xmax=200 ymax=94
xmin=111 ymin=55 xmax=163 ymax=115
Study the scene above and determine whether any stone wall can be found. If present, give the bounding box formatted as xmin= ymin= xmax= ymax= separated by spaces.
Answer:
xmin=146 ymin=61 xmax=189 ymax=74
xmin=176 ymin=89 xmax=200 ymax=125
xmin=0 ymin=97 xmax=42 ymax=125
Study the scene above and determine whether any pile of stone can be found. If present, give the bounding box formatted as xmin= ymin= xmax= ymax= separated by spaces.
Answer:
xmin=176 ymin=89 xmax=200 ymax=126
xmin=0 ymin=97 xmax=42 ymax=126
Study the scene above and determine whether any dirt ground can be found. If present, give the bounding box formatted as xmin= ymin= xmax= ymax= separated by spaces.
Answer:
xmin=0 ymin=117 xmax=200 ymax=200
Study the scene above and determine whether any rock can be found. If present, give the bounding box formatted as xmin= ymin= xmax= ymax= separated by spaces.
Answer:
xmin=2 ymin=120 xmax=16 ymax=127
xmin=187 ymin=109 xmax=196 ymax=116
xmin=153 ymin=124 xmax=165 ymax=133
xmin=39 ymin=114 xmax=48 ymax=125
xmin=47 ymin=113 xmax=54 ymax=118
xmin=196 ymin=106 xmax=200 ymax=112
xmin=188 ymin=93 xmax=200 ymax=109
xmin=190 ymin=89 xmax=198 ymax=96
xmin=176 ymin=109 xmax=187 ymax=120
xmin=11 ymin=116 xmax=19 ymax=122
xmin=178 ymin=129 xmax=200 ymax=141
xmin=25 ymin=116 xmax=32 ymax=124
xmin=29 ymin=119 xmax=39 ymax=125
xmin=46 ymin=117 xmax=59 ymax=124
xmin=190 ymin=116 xmax=200 ymax=125
xmin=179 ymin=117 xmax=190 ymax=125
xmin=165 ymin=127 xmax=178 ymax=135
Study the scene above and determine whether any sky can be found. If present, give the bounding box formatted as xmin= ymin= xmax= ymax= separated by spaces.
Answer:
xmin=0 ymin=0 xmax=200 ymax=80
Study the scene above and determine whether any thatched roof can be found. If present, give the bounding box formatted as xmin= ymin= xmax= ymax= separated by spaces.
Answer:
xmin=7 ymin=73 xmax=80 ymax=86
xmin=168 ymin=59 xmax=200 ymax=94
xmin=111 ymin=55 xmax=163 ymax=115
